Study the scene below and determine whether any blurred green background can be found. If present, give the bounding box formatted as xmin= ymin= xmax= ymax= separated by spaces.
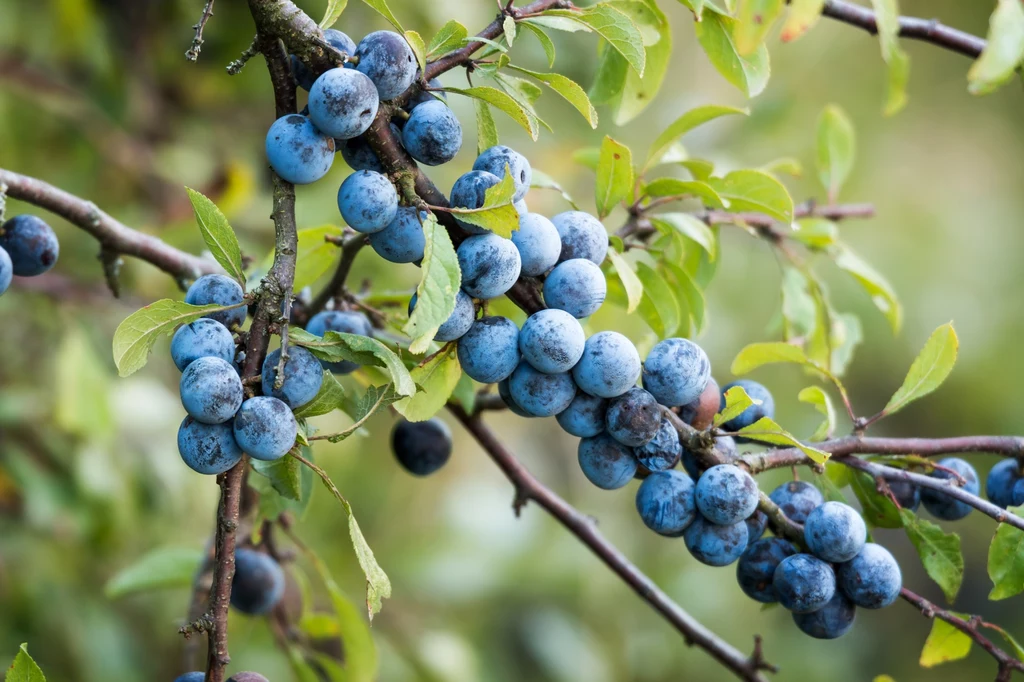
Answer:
xmin=1 ymin=0 xmax=1023 ymax=680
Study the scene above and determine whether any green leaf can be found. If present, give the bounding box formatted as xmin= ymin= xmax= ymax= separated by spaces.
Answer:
xmin=5 ymin=644 xmax=45 ymax=682
xmin=531 ymin=169 xmax=580 ymax=209
xmin=589 ymin=41 xmax=630 ymax=105
xmin=734 ymin=0 xmax=784 ymax=55
xmin=502 ymin=15 xmax=517 ymax=46
xmin=360 ymin=0 xmax=402 ymax=31
xmin=884 ymin=323 xmax=958 ymax=415
xmin=474 ymin=99 xmax=499 ymax=155
xmin=870 ymin=0 xmax=911 ymax=115
xmin=104 ymin=547 xmax=203 ymax=598
xmin=663 ymin=262 xmax=707 ymax=334
xmin=780 ymin=266 xmax=817 ymax=339
xmin=798 ymin=386 xmax=834 ymax=441
xmin=595 ymin=136 xmax=633 ymax=218
xmin=320 ymin=0 xmax=348 ymax=28
xmin=525 ymin=15 xmax=592 ymax=33
xmin=850 ymin=472 xmax=902 ymax=529
xmin=651 ymin=213 xmax=718 ymax=258
xmin=816 ymin=105 xmax=856 ymax=203
xmin=293 ymin=225 xmax=344 ymax=290
xmin=791 ymin=218 xmax=838 ymax=249
xmin=987 ymin=504 xmax=1024 ymax=600
xmin=830 ymin=311 xmax=863 ymax=377
xmin=644 ymin=179 xmax=725 ymax=208
xmin=694 ymin=13 xmax=771 ymax=97
xmin=760 ymin=156 xmax=804 ymax=178
xmin=444 ymin=170 xmax=519 ymax=237
xmin=185 ymin=187 xmax=245 ymax=286
xmin=404 ymin=30 xmax=427 ymax=73
xmin=780 ymin=0 xmax=824 ymax=42
xmin=445 ymin=86 xmax=539 ymax=139
xmin=394 ymin=345 xmax=462 ymax=421
xmin=968 ymin=0 xmax=1024 ymax=95
xmin=605 ymin=0 xmax=672 ymax=125
xmin=403 ymin=215 xmax=460 ymax=354
xmin=507 ymin=65 xmax=598 ymax=128
xmin=711 ymin=169 xmax=793 ymax=222
xmin=252 ymin=452 xmax=304 ymax=500
xmin=731 ymin=341 xmax=813 ymax=375
xmin=919 ymin=616 xmax=972 ymax=667
xmin=112 ymin=300 xmax=240 ymax=377
xmin=294 ymin=371 xmax=346 ymax=419
xmin=318 ymin=384 xmax=402 ymax=444
xmin=606 ymin=250 xmax=642 ymax=313
xmin=55 ymin=326 xmax=113 ymax=439
xmin=291 ymin=327 xmax=415 ymax=396
xmin=427 ymin=20 xmax=468 ymax=56
xmin=545 ymin=5 xmax=647 ymax=75
xmin=902 ymin=508 xmax=964 ymax=603
xmin=636 ymin=262 xmax=681 ymax=337
xmin=647 ymin=104 xmax=747 ymax=166
xmin=834 ymin=246 xmax=902 ymax=332
xmin=490 ymin=72 xmax=550 ymax=137
xmin=985 ymin=623 xmax=1024 ymax=661
xmin=714 ymin=384 xmax=757 ymax=427
xmin=736 ymin=417 xmax=830 ymax=464
xmin=681 ymin=158 xmax=715 ymax=181
xmin=520 ymin=22 xmax=556 ymax=66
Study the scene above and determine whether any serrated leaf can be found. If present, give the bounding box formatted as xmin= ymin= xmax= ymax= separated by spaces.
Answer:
xmin=104 ymin=547 xmax=203 ymax=598
xmin=636 ymin=261 xmax=680 ymax=337
xmin=5 ymin=644 xmax=45 ymax=682
xmin=531 ymin=169 xmax=580 ymax=209
xmin=404 ymin=30 xmax=427 ymax=73
xmin=291 ymin=327 xmax=415 ymax=396
xmin=780 ymin=0 xmax=824 ymax=42
xmin=695 ymin=13 xmax=770 ymax=97
xmin=711 ymin=169 xmax=793 ymax=222
xmin=427 ymin=20 xmax=468 ymax=56
xmin=798 ymin=386 xmax=834 ymax=441
xmin=360 ymin=0 xmax=402 ymax=30
xmin=545 ymin=5 xmax=646 ymax=75
xmin=833 ymin=246 xmax=901 ymax=332
xmin=731 ymin=341 xmax=814 ymax=375
xmin=651 ymin=213 xmax=718 ymax=258
xmin=737 ymin=417 xmax=830 ymax=463
xmin=394 ymin=345 xmax=462 ymax=421
xmin=714 ymin=384 xmax=757 ymax=427
xmin=987 ymin=504 xmax=1024 ymax=600
xmin=294 ymin=371 xmax=347 ymax=419
xmin=850 ymin=471 xmax=902 ymax=529
xmin=919 ymin=616 xmax=972 ymax=667
xmin=901 ymin=508 xmax=964 ymax=603
xmin=474 ymin=99 xmax=499 ymax=155
xmin=320 ymin=0 xmax=348 ymax=28
xmin=444 ymin=169 xmax=519 ymax=237
xmin=507 ymin=65 xmax=598 ymax=127
xmin=606 ymin=250 xmax=642 ymax=313
xmin=968 ymin=0 xmax=1024 ymax=95
xmin=520 ymin=21 xmax=556 ymax=66
xmin=185 ymin=187 xmax=245 ymax=285
xmin=112 ymin=300 xmax=239 ymax=377
xmin=446 ymin=86 xmax=539 ymax=139
xmin=647 ymin=105 xmax=747 ymax=167
xmin=816 ymin=105 xmax=856 ymax=203
xmin=734 ymin=0 xmax=784 ymax=55
xmin=870 ymin=0 xmax=910 ymax=114
xmin=644 ymin=179 xmax=725 ymax=208
xmin=404 ymin=215 xmax=461 ymax=354
xmin=884 ymin=323 xmax=957 ymax=416
xmin=595 ymin=136 xmax=633 ymax=218
xmin=252 ymin=452 xmax=303 ymax=500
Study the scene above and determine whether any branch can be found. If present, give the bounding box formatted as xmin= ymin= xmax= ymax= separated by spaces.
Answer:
xmin=186 ymin=0 xmax=217 ymax=62
xmin=820 ymin=0 xmax=986 ymax=59
xmin=450 ymin=405 xmax=775 ymax=682
xmin=306 ymin=232 xmax=368 ymax=318
xmin=0 ymin=168 xmax=216 ymax=285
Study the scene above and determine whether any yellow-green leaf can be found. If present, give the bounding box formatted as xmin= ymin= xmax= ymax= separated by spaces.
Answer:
xmin=734 ymin=0 xmax=784 ymax=56
xmin=404 ymin=214 xmax=461 ymax=354
xmin=320 ymin=0 xmax=348 ymax=28
xmin=798 ymin=386 xmax=834 ymax=441
xmin=606 ymin=249 xmax=642 ymax=313
xmin=884 ymin=323 xmax=958 ymax=415
xmin=834 ymin=246 xmax=902 ymax=332
xmin=636 ymin=262 xmax=680 ymax=337
xmin=988 ymin=504 xmax=1024 ymax=600
xmin=731 ymin=341 xmax=812 ymax=375
xmin=503 ymin=15 xmax=517 ymax=46
xmin=394 ymin=344 xmax=462 ymax=421
xmin=507 ymin=65 xmax=598 ymax=128
xmin=694 ymin=13 xmax=771 ymax=97
xmin=185 ymin=187 xmax=245 ymax=286
xmin=105 ymin=546 xmax=203 ymax=598
xmin=293 ymin=225 xmax=344 ymax=290
xmin=816 ymin=105 xmax=856 ymax=203
xmin=714 ymin=384 xmax=758 ymax=427
xmin=5 ymin=644 xmax=45 ymax=682
xmin=427 ymin=20 xmax=468 ymax=56
xmin=651 ymin=213 xmax=718 ymax=258
xmin=474 ymin=99 xmax=499 ymax=155
xmin=870 ymin=0 xmax=911 ymax=115
xmin=711 ymin=169 xmax=793 ymax=222
xmin=595 ymin=136 xmax=634 ymax=218
xmin=445 ymin=86 xmax=539 ymax=139
xmin=968 ymin=0 xmax=1024 ymax=95
xmin=444 ymin=169 xmax=519 ymax=237
xmin=291 ymin=327 xmax=416 ymax=397
xmin=644 ymin=179 xmax=726 ymax=208
xmin=737 ymin=417 xmax=830 ymax=463
xmin=404 ymin=30 xmax=427 ymax=73
xmin=545 ymin=5 xmax=647 ymax=75
xmin=520 ymin=21 xmax=556 ymax=66
xmin=294 ymin=370 xmax=347 ymax=419
xmin=902 ymin=508 xmax=964 ymax=602
xmin=647 ymin=105 xmax=747 ymax=166
xmin=360 ymin=0 xmax=402 ymax=31
xmin=780 ymin=0 xmax=825 ymax=42
xmin=919 ymin=617 xmax=972 ymax=667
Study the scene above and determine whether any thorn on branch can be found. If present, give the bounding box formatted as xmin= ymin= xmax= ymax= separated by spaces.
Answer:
xmin=179 ymin=615 xmax=214 ymax=640
xmin=748 ymin=635 xmax=778 ymax=673
xmin=185 ymin=0 xmax=216 ymax=62
xmin=227 ymin=37 xmax=259 ymax=75
xmin=98 ymin=248 xmax=123 ymax=298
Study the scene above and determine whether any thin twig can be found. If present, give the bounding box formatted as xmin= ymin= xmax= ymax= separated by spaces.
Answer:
xmin=821 ymin=0 xmax=986 ymax=58
xmin=186 ymin=0 xmax=217 ymax=62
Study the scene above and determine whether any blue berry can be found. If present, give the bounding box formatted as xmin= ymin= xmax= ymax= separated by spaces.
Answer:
xmin=1012 ymin=479 xmax=1024 ymax=507
xmin=572 ymin=331 xmax=641 ymax=399
xmin=641 ymin=338 xmax=711 ymax=408
xmin=265 ymin=114 xmax=335 ymax=185
xmin=261 ymin=346 xmax=324 ymax=409
xmin=514 ymin=199 xmax=528 ymax=215
xmin=185 ymin=274 xmax=247 ymax=329
xmin=804 ymin=501 xmax=867 ymax=563
xmin=231 ymin=548 xmax=285 ymax=615
xmin=921 ymin=457 xmax=980 ymax=520
xmin=409 ymin=290 xmax=475 ymax=342
xmin=233 ymin=397 xmax=298 ymax=461
xmin=773 ymin=553 xmax=836 ymax=613
xmin=174 ymin=674 xmax=205 ymax=682
xmin=746 ymin=509 xmax=768 ymax=544
xmin=718 ymin=380 xmax=775 ymax=432
xmin=498 ymin=377 xmax=534 ymax=418
xmin=552 ymin=211 xmax=607 ymax=264
xmin=836 ymin=542 xmax=901 ymax=609
xmin=0 ymin=246 xmax=11 ymax=295
xmin=555 ymin=392 xmax=607 ymax=437
xmin=769 ymin=481 xmax=824 ymax=524
xmin=635 ymin=470 xmax=697 ymax=536
xmin=180 ymin=356 xmax=243 ymax=425
xmin=457 ymin=316 xmax=520 ymax=383
xmin=308 ymin=67 xmax=379 ymax=140
xmin=737 ymin=537 xmax=798 ymax=603
xmin=306 ymin=309 xmax=373 ymax=374
xmin=792 ymin=592 xmax=856 ymax=639
xmin=519 ymin=309 xmax=585 ymax=374
xmin=473 ymin=145 xmax=532 ymax=201
xmin=338 ymin=170 xmax=398 ymax=234
xmin=986 ymin=458 xmax=1022 ymax=509
xmin=355 ymin=31 xmax=417 ymax=100
xmin=695 ymin=464 xmax=760 ymax=526
xmin=457 ymin=233 xmax=521 ymax=300
xmin=450 ymin=170 xmax=500 ymax=234
xmin=681 ymin=438 xmax=736 ymax=480
xmin=171 ymin=318 xmax=236 ymax=371
xmin=606 ymin=387 xmax=662 ymax=447
xmin=177 ymin=417 xmax=243 ymax=475
xmin=402 ymin=100 xmax=462 ymax=166
xmin=508 ymin=362 xmax=576 ymax=417
xmin=634 ymin=419 xmax=682 ymax=472
xmin=543 ymin=258 xmax=607 ymax=318
xmin=683 ymin=515 xmax=748 ymax=567
xmin=512 ymin=213 xmax=561 ymax=276
xmin=291 ymin=29 xmax=357 ymax=90
xmin=578 ymin=433 xmax=637 ymax=490
xmin=369 ymin=206 xmax=427 ymax=263
xmin=889 ymin=478 xmax=921 ymax=511
xmin=405 ymin=78 xmax=445 ymax=110
xmin=0 ymin=215 xmax=59 ymax=276
xmin=339 ymin=133 xmax=384 ymax=172
xmin=392 ymin=418 xmax=452 ymax=475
